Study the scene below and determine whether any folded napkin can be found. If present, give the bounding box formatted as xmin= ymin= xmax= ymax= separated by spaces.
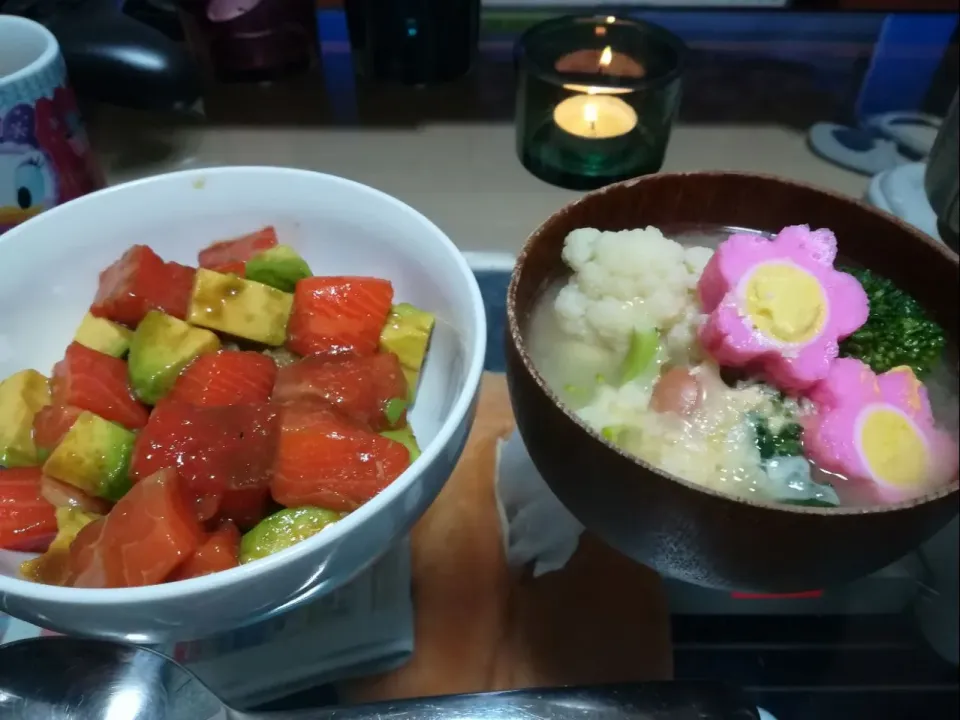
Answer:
xmin=494 ymin=429 xmax=584 ymax=577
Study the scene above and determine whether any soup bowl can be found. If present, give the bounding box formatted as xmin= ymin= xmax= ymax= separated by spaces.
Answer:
xmin=506 ymin=171 xmax=959 ymax=592
xmin=0 ymin=166 xmax=486 ymax=641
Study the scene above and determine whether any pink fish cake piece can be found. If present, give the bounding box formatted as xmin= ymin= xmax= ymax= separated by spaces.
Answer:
xmin=697 ymin=225 xmax=869 ymax=393
xmin=803 ymin=359 xmax=958 ymax=505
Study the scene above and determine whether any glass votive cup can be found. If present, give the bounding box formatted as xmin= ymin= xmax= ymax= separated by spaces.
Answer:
xmin=515 ymin=15 xmax=686 ymax=191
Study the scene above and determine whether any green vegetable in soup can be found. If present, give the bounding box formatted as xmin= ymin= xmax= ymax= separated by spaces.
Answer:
xmin=239 ymin=506 xmax=343 ymax=564
xmin=838 ymin=266 xmax=946 ymax=377
xmin=752 ymin=392 xmax=804 ymax=460
xmin=754 ymin=416 xmax=803 ymax=460
xmin=620 ymin=329 xmax=660 ymax=385
xmin=601 ymin=425 xmax=627 ymax=444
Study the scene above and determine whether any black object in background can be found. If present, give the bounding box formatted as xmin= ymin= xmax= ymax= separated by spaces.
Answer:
xmin=1 ymin=0 xmax=200 ymax=111
xmin=345 ymin=0 xmax=480 ymax=85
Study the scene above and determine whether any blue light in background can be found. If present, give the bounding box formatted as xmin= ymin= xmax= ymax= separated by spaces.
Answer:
xmin=856 ymin=13 xmax=958 ymax=118
xmin=315 ymin=9 xmax=357 ymax=123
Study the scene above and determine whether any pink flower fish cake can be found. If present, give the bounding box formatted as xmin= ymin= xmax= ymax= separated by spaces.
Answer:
xmin=698 ymin=225 xmax=869 ymax=393
xmin=803 ymin=359 xmax=958 ymax=504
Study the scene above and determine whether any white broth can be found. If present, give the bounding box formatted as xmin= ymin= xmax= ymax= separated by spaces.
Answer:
xmin=526 ymin=224 xmax=959 ymax=508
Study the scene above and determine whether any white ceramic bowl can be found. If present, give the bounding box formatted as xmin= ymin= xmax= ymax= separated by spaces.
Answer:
xmin=0 ymin=167 xmax=486 ymax=642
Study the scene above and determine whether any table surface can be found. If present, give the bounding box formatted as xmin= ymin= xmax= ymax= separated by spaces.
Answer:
xmin=339 ymin=374 xmax=673 ymax=704
xmin=77 ymin=8 xmax=959 ymax=718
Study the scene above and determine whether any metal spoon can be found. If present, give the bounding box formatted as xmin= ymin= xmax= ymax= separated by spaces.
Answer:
xmin=0 ymin=636 xmax=759 ymax=719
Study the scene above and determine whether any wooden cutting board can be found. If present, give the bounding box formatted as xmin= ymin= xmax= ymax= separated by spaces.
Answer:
xmin=338 ymin=373 xmax=672 ymax=703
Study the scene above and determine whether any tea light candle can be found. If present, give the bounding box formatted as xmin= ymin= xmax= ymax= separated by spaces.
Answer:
xmin=555 ymin=45 xmax=646 ymax=78
xmin=553 ymin=94 xmax=638 ymax=139
xmin=557 ymin=45 xmax=645 ymax=95
xmin=515 ymin=15 xmax=686 ymax=191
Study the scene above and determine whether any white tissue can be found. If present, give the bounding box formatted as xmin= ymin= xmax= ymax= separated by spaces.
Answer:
xmin=494 ymin=429 xmax=584 ymax=577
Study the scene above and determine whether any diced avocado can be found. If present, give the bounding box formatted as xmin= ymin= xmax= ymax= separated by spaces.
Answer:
xmin=239 ymin=506 xmax=343 ymax=564
xmin=0 ymin=369 xmax=50 ymax=468
xmin=620 ymin=329 xmax=660 ymax=385
xmin=74 ymin=313 xmax=133 ymax=358
xmin=380 ymin=426 xmax=421 ymax=463
xmin=20 ymin=507 xmax=101 ymax=583
xmin=383 ymin=398 xmax=407 ymax=428
xmin=128 ymin=310 xmax=221 ymax=404
xmin=379 ymin=303 xmax=435 ymax=400
xmin=245 ymin=245 xmax=312 ymax=293
xmin=42 ymin=411 xmax=136 ymax=501
xmin=188 ymin=268 xmax=294 ymax=346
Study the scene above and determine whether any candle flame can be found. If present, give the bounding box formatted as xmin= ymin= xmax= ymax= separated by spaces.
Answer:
xmin=583 ymin=102 xmax=598 ymax=126
xmin=599 ymin=46 xmax=613 ymax=67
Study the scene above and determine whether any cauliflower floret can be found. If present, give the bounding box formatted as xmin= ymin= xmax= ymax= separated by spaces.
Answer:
xmin=664 ymin=305 xmax=708 ymax=366
xmin=553 ymin=226 xmax=713 ymax=360
xmin=561 ymin=228 xmax=602 ymax=272
xmin=683 ymin=245 xmax=714 ymax=287
xmin=577 ymin=379 xmax=657 ymax=432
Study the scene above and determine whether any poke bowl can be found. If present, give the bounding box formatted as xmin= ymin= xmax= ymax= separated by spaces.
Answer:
xmin=0 ymin=166 xmax=486 ymax=641
xmin=506 ymin=171 xmax=959 ymax=593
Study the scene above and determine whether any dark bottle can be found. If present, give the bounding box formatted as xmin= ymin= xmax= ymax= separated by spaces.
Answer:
xmin=345 ymin=0 xmax=480 ymax=86
xmin=177 ymin=0 xmax=320 ymax=83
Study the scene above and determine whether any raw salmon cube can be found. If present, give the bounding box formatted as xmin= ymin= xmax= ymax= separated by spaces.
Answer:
xmin=170 ymin=351 xmax=277 ymax=407
xmin=131 ymin=401 xmax=279 ymax=522
xmin=271 ymin=402 xmax=410 ymax=512
xmin=285 ymin=276 xmax=393 ymax=357
xmin=198 ymin=226 xmax=278 ymax=273
xmin=91 ymin=245 xmax=196 ymax=326
xmin=272 ymin=352 xmax=407 ymax=430
xmin=0 ymin=467 xmax=57 ymax=552
xmin=64 ymin=468 xmax=203 ymax=588
xmin=51 ymin=343 xmax=149 ymax=430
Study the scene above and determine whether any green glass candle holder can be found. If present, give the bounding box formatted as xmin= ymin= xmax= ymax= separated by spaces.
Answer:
xmin=515 ymin=15 xmax=686 ymax=191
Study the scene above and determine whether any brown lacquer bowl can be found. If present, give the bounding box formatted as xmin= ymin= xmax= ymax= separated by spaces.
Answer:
xmin=506 ymin=171 xmax=959 ymax=592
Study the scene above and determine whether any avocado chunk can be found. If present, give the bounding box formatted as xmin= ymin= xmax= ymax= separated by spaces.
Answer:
xmin=42 ymin=411 xmax=135 ymax=501
xmin=0 ymin=369 xmax=50 ymax=467
xmin=245 ymin=245 xmax=312 ymax=293
xmin=128 ymin=310 xmax=221 ymax=404
xmin=379 ymin=303 xmax=435 ymax=400
xmin=380 ymin=425 xmax=421 ymax=463
xmin=239 ymin=506 xmax=343 ymax=564
xmin=383 ymin=397 xmax=408 ymax=428
xmin=20 ymin=506 xmax=101 ymax=583
xmin=74 ymin=313 xmax=133 ymax=358
xmin=188 ymin=268 xmax=294 ymax=346
xmin=620 ymin=329 xmax=660 ymax=385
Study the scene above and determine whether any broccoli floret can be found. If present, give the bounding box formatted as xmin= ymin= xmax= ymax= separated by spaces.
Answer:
xmin=839 ymin=267 xmax=946 ymax=377
xmin=754 ymin=416 xmax=804 ymax=460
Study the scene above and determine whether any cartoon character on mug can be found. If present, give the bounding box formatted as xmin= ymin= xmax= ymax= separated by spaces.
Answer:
xmin=0 ymin=104 xmax=58 ymax=232
xmin=0 ymin=87 xmax=103 ymax=234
